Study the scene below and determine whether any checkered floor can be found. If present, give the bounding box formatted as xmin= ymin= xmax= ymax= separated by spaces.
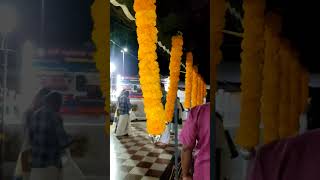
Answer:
xmin=110 ymin=122 xmax=181 ymax=180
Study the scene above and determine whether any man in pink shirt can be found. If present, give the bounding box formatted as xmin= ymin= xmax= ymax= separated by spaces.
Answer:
xmin=179 ymin=103 xmax=210 ymax=180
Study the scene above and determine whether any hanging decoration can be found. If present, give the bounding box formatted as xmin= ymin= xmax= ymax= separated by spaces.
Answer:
xmin=261 ymin=13 xmax=282 ymax=144
xmin=288 ymin=50 xmax=301 ymax=136
xmin=197 ymin=75 xmax=203 ymax=105
xmin=278 ymin=39 xmax=291 ymax=138
xmin=236 ymin=0 xmax=266 ymax=150
xmin=134 ymin=0 xmax=166 ymax=135
xmin=184 ymin=52 xmax=193 ymax=109
xmin=191 ymin=66 xmax=198 ymax=107
xmin=91 ymin=0 xmax=109 ymax=134
xmin=212 ymin=0 xmax=226 ymax=97
xmin=300 ymin=68 xmax=309 ymax=114
xmin=165 ymin=35 xmax=183 ymax=122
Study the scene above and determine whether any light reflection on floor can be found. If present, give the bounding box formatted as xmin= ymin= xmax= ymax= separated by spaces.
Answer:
xmin=110 ymin=122 xmax=181 ymax=180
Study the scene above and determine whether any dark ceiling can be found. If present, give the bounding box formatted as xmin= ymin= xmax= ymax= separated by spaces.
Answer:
xmin=111 ymin=0 xmax=210 ymax=83
xmin=223 ymin=0 xmax=320 ymax=73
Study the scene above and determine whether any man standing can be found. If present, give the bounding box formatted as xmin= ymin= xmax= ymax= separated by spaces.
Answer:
xmin=115 ymin=90 xmax=131 ymax=137
xmin=29 ymin=92 xmax=72 ymax=180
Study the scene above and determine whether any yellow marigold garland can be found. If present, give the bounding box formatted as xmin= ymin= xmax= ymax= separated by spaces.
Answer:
xmin=191 ymin=66 xmax=198 ymax=107
xmin=134 ymin=0 xmax=165 ymax=135
xmin=236 ymin=0 xmax=265 ymax=150
xmin=91 ymin=0 xmax=109 ymax=135
xmin=212 ymin=0 xmax=226 ymax=100
xmin=278 ymin=39 xmax=291 ymax=138
xmin=288 ymin=50 xmax=301 ymax=136
xmin=197 ymin=75 xmax=203 ymax=105
xmin=165 ymin=35 xmax=183 ymax=122
xmin=184 ymin=52 xmax=193 ymax=109
xmin=300 ymin=68 xmax=309 ymax=114
xmin=261 ymin=13 xmax=282 ymax=144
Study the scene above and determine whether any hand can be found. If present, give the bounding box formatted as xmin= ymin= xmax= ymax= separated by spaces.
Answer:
xmin=182 ymin=175 xmax=192 ymax=180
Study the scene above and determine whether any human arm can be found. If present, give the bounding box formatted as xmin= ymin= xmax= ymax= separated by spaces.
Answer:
xmin=181 ymin=145 xmax=193 ymax=179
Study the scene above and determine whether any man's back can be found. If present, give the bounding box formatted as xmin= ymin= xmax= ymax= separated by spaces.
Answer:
xmin=29 ymin=106 xmax=70 ymax=168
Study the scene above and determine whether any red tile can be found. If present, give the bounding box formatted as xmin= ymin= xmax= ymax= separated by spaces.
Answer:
xmin=155 ymin=158 xmax=171 ymax=164
xmin=145 ymin=169 xmax=163 ymax=177
xmin=136 ymin=161 xmax=153 ymax=168
xmin=131 ymin=155 xmax=144 ymax=161
xmin=147 ymin=152 xmax=160 ymax=157
xmin=127 ymin=150 xmax=138 ymax=154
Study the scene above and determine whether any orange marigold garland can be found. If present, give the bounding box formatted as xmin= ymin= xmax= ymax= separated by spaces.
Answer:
xmin=91 ymin=0 xmax=109 ymax=134
xmin=184 ymin=52 xmax=193 ymax=109
xmin=134 ymin=0 xmax=165 ymax=135
xmin=191 ymin=66 xmax=198 ymax=107
xmin=261 ymin=13 xmax=282 ymax=144
xmin=165 ymin=35 xmax=183 ymax=122
xmin=236 ymin=0 xmax=265 ymax=150
xmin=197 ymin=75 xmax=203 ymax=105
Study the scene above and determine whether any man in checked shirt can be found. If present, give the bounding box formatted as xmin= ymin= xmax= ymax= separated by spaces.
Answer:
xmin=29 ymin=91 xmax=72 ymax=180
xmin=115 ymin=90 xmax=132 ymax=137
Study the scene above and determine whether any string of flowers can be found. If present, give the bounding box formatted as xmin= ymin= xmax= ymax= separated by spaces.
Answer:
xmin=289 ymin=50 xmax=301 ymax=136
xmin=134 ymin=0 xmax=166 ymax=135
xmin=91 ymin=0 xmax=109 ymax=134
xmin=300 ymin=68 xmax=309 ymax=114
xmin=197 ymin=75 xmax=203 ymax=105
xmin=212 ymin=0 xmax=226 ymax=98
xmin=184 ymin=52 xmax=193 ymax=109
xmin=261 ymin=13 xmax=282 ymax=144
xmin=278 ymin=39 xmax=291 ymax=138
xmin=236 ymin=0 xmax=266 ymax=150
xmin=191 ymin=66 xmax=198 ymax=107
xmin=165 ymin=35 xmax=183 ymax=122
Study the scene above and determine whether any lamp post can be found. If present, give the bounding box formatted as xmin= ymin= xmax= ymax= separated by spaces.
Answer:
xmin=0 ymin=4 xmax=16 ymax=177
xmin=121 ymin=47 xmax=127 ymax=77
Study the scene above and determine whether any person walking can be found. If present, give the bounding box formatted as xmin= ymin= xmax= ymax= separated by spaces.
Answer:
xmin=14 ymin=88 xmax=51 ymax=180
xmin=29 ymin=92 xmax=73 ymax=180
xmin=115 ymin=90 xmax=131 ymax=137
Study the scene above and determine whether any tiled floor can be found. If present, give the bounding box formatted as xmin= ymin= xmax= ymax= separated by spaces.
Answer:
xmin=110 ymin=122 xmax=181 ymax=180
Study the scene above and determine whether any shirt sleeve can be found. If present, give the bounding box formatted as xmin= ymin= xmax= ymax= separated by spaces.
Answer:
xmin=55 ymin=114 xmax=72 ymax=149
xmin=178 ymin=107 xmax=199 ymax=149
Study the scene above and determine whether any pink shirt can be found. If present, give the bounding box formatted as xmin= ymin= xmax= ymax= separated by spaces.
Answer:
xmin=179 ymin=103 xmax=210 ymax=180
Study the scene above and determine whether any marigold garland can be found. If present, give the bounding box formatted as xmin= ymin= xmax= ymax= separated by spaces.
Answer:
xmin=212 ymin=0 xmax=226 ymax=100
xmin=134 ymin=0 xmax=165 ymax=135
xmin=236 ymin=0 xmax=265 ymax=150
xmin=91 ymin=0 xmax=109 ymax=134
xmin=197 ymin=75 xmax=203 ymax=105
xmin=261 ymin=13 xmax=282 ymax=144
xmin=184 ymin=52 xmax=193 ymax=109
xmin=191 ymin=66 xmax=198 ymax=107
xmin=300 ymin=68 xmax=309 ymax=114
xmin=165 ymin=35 xmax=183 ymax=122
xmin=278 ymin=39 xmax=291 ymax=138
xmin=288 ymin=50 xmax=301 ymax=136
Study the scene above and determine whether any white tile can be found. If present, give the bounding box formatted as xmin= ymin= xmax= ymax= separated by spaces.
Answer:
xmin=135 ymin=151 xmax=149 ymax=156
xmin=122 ymin=159 xmax=140 ymax=166
xmin=118 ymin=153 xmax=132 ymax=159
xmin=152 ymin=149 xmax=164 ymax=153
xmin=142 ymin=156 xmax=157 ymax=163
xmin=150 ymin=163 xmax=167 ymax=171
xmin=129 ymin=146 xmax=141 ymax=151
xmin=129 ymin=167 xmax=149 ymax=176
xmin=159 ymin=154 xmax=172 ymax=160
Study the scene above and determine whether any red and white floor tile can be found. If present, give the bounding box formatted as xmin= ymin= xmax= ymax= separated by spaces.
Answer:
xmin=110 ymin=122 xmax=181 ymax=180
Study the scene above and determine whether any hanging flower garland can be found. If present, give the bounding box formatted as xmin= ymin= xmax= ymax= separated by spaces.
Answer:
xmin=212 ymin=0 xmax=226 ymax=97
xmin=91 ymin=0 xmax=109 ymax=134
xmin=134 ymin=0 xmax=166 ymax=135
xmin=288 ymin=50 xmax=301 ymax=136
xmin=278 ymin=39 xmax=291 ymax=138
xmin=300 ymin=68 xmax=309 ymax=114
xmin=197 ymin=75 xmax=203 ymax=105
xmin=184 ymin=52 xmax=193 ymax=109
xmin=165 ymin=35 xmax=183 ymax=122
xmin=191 ymin=66 xmax=198 ymax=107
xmin=261 ymin=13 xmax=282 ymax=144
xmin=236 ymin=0 xmax=265 ymax=150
